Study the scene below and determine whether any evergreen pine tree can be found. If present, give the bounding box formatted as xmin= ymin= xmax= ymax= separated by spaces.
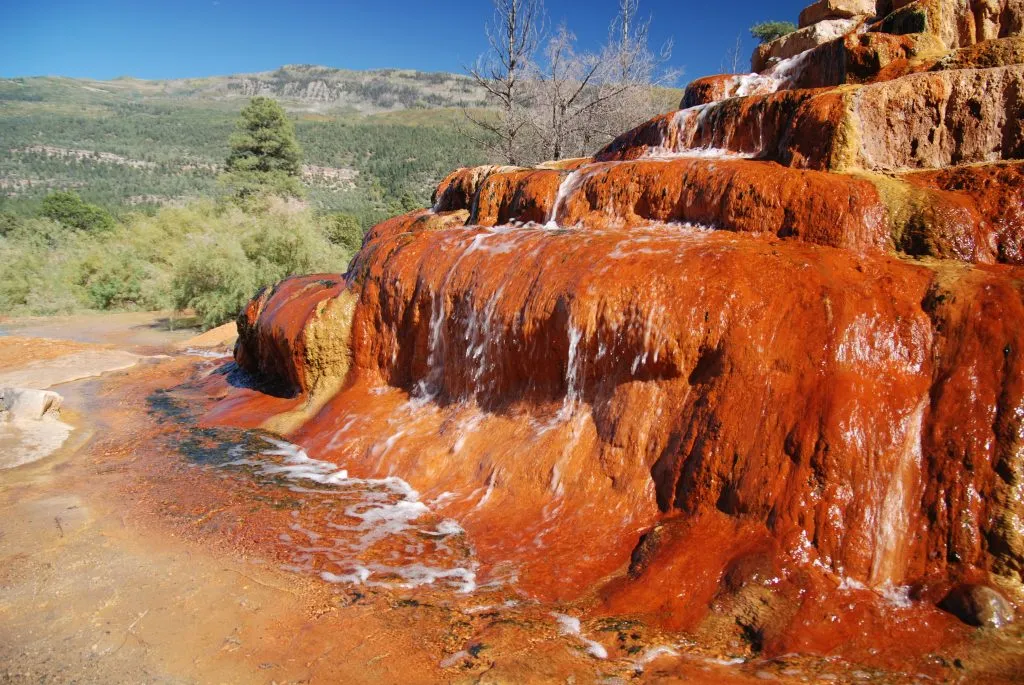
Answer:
xmin=220 ymin=97 xmax=303 ymax=201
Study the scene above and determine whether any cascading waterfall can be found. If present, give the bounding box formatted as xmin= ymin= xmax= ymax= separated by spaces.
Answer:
xmin=223 ymin=0 xmax=1024 ymax=659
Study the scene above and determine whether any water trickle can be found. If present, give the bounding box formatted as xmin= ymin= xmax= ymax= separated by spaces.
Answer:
xmin=221 ymin=435 xmax=480 ymax=593
xmin=718 ymin=47 xmax=816 ymax=101
xmin=642 ymin=46 xmax=818 ymax=160
xmin=868 ymin=399 xmax=927 ymax=586
xmin=546 ymin=169 xmax=586 ymax=228
xmin=642 ymin=105 xmax=757 ymax=160
xmin=558 ymin=323 xmax=585 ymax=420
xmin=553 ymin=613 xmax=608 ymax=659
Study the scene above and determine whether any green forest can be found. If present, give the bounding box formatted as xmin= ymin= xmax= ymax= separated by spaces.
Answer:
xmin=0 ymin=66 xmax=679 ymax=325
xmin=0 ymin=69 xmax=493 ymax=325
xmin=0 ymin=83 xmax=488 ymax=224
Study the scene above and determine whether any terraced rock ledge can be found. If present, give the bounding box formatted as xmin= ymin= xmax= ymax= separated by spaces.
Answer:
xmin=212 ymin=0 xmax=1024 ymax=672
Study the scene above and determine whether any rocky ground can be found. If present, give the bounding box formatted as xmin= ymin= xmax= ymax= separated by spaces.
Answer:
xmin=6 ymin=313 xmax=1020 ymax=683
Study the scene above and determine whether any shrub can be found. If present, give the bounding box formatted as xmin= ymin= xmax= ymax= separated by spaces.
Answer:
xmin=74 ymin=247 xmax=152 ymax=310
xmin=750 ymin=21 xmax=798 ymax=44
xmin=169 ymin=200 xmax=350 ymax=328
xmin=0 ymin=211 xmax=19 ymax=237
xmin=323 ymin=213 xmax=365 ymax=252
xmin=0 ymin=218 xmax=85 ymax=314
xmin=0 ymin=197 xmax=351 ymax=327
xmin=171 ymin=234 xmax=258 ymax=329
xmin=40 ymin=190 xmax=116 ymax=233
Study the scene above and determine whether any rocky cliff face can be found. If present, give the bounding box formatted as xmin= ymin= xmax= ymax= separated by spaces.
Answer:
xmin=212 ymin=0 xmax=1023 ymax=663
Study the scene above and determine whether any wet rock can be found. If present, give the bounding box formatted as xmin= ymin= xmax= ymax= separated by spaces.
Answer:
xmin=455 ymin=157 xmax=890 ymax=251
xmin=681 ymin=74 xmax=769 ymax=108
xmin=934 ymin=35 xmax=1024 ymax=69
xmin=883 ymin=161 xmax=1024 ymax=263
xmin=793 ymin=30 xmax=945 ymax=88
xmin=472 ymin=168 xmax=563 ymax=226
xmin=939 ymin=584 xmax=1016 ymax=627
xmin=600 ymin=88 xmax=850 ymax=170
xmin=876 ymin=0 xmax=1024 ymax=49
xmin=626 ymin=66 xmax=1024 ymax=172
xmin=801 ymin=0 xmax=878 ymax=27
xmin=555 ymin=158 xmax=890 ymax=251
xmin=432 ymin=165 xmax=517 ymax=213
xmin=1 ymin=388 xmax=63 ymax=421
xmin=234 ymin=275 xmax=357 ymax=395
xmin=753 ymin=18 xmax=862 ymax=72
xmin=218 ymin=0 xmax=1024 ymax=653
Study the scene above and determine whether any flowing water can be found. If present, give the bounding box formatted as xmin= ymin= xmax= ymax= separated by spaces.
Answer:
xmin=149 ymin=387 xmax=486 ymax=594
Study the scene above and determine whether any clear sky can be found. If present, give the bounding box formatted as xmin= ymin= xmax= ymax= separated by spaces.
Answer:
xmin=1 ymin=0 xmax=808 ymax=82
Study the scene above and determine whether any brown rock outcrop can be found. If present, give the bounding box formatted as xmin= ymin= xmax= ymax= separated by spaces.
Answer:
xmin=216 ymin=0 xmax=1024 ymax=666
xmin=753 ymin=18 xmax=863 ymax=72
xmin=934 ymin=34 xmax=1024 ymax=68
xmin=853 ymin=65 xmax=1024 ymax=170
xmin=800 ymin=0 xmax=878 ymax=27
xmin=876 ymin=0 xmax=1024 ymax=48
xmin=471 ymin=167 xmax=563 ymax=226
xmin=616 ymin=66 xmax=1024 ymax=173
xmin=235 ymin=274 xmax=356 ymax=396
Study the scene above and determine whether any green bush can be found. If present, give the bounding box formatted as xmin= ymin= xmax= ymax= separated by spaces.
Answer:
xmin=750 ymin=21 xmax=798 ymax=44
xmin=74 ymin=247 xmax=152 ymax=310
xmin=0 ymin=198 xmax=352 ymax=327
xmin=168 ymin=200 xmax=349 ymax=328
xmin=0 ymin=211 xmax=19 ymax=237
xmin=172 ymin=234 xmax=258 ymax=329
xmin=0 ymin=217 xmax=84 ymax=314
xmin=40 ymin=190 xmax=116 ymax=233
xmin=323 ymin=213 xmax=365 ymax=252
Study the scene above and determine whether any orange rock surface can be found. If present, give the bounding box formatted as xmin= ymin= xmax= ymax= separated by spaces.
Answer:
xmin=208 ymin=0 xmax=1024 ymax=667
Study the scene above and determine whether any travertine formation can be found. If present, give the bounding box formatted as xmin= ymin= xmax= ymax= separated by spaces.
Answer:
xmin=218 ymin=0 xmax=1023 ymax=660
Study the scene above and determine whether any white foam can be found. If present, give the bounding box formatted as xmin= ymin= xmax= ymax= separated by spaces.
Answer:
xmin=838 ymin=576 xmax=868 ymax=592
xmin=321 ymin=566 xmax=372 ymax=584
xmin=226 ymin=436 xmax=350 ymax=486
xmin=338 ymin=499 xmax=429 ymax=548
xmin=440 ymin=650 xmax=471 ymax=668
xmin=632 ymin=646 xmax=680 ymax=672
xmin=183 ymin=347 xmax=232 ymax=359
xmin=432 ymin=519 xmax=465 ymax=536
xmin=553 ymin=613 xmax=608 ymax=659
xmin=879 ymin=582 xmax=914 ymax=609
xmin=223 ymin=436 xmax=480 ymax=593
xmin=321 ymin=562 xmax=477 ymax=593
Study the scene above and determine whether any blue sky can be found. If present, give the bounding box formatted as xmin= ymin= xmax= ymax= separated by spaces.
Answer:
xmin=1 ymin=0 xmax=808 ymax=82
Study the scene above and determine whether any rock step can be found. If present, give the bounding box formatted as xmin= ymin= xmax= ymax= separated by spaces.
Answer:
xmin=1 ymin=388 xmax=63 ymax=421
xmin=603 ymin=65 xmax=1024 ymax=172
xmin=432 ymin=159 xmax=1024 ymax=265
xmin=234 ymin=274 xmax=354 ymax=396
xmin=236 ymin=210 xmax=1024 ymax=602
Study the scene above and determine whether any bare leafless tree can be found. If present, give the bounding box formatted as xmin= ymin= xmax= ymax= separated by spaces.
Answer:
xmin=523 ymin=0 xmax=680 ymax=162
xmin=526 ymin=25 xmax=601 ymax=161
xmin=467 ymin=0 xmax=679 ymax=165
xmin=465 ymin=0 xmax=546 ymax=166
xmin=593 ymin=0 xmax=680 ymax=143
xmin=722 ymin=34 xmax=744 ymax=74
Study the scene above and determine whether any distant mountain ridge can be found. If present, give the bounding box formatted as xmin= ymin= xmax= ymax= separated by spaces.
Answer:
xmin=1 ymin=64 xmax=490 ymax=113
xmin=0 ymin=64 xmax=491 ymax=219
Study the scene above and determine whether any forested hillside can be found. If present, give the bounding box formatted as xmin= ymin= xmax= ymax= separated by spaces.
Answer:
xmin=0 ymin=63 xmax=681 ymax=322
xmin=0 ymin=65 xmax=492 ymax=226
